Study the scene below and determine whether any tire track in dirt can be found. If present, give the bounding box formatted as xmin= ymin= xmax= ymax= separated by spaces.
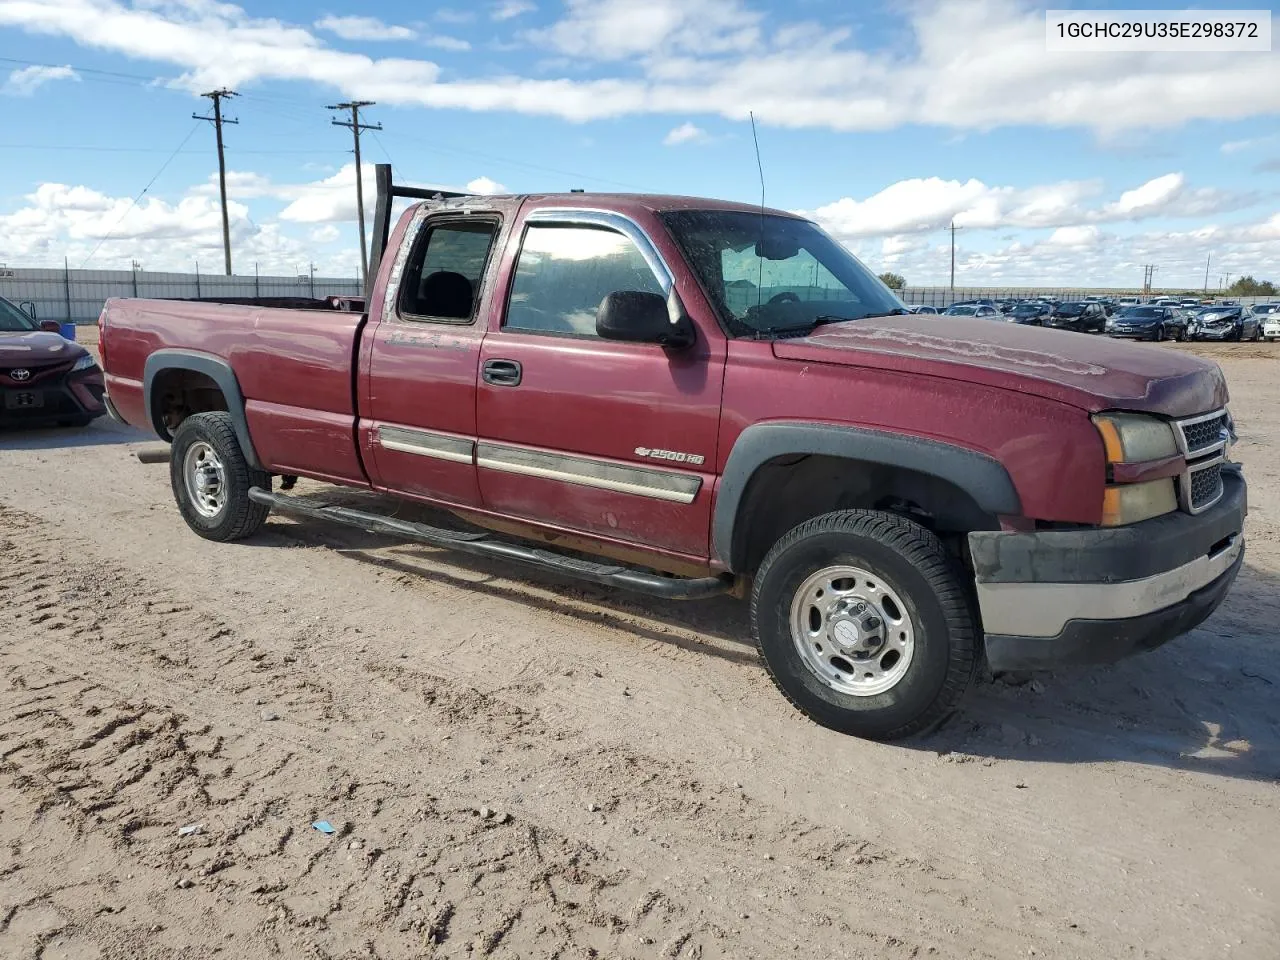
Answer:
xmin=0 ymin=502 xmax=1037 ymax=959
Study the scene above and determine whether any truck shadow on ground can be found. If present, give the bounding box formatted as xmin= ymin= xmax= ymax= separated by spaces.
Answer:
xmin=253 ymin=491 xmax=1278 ymax=785
xmin=0 ymin=418 xmax=146 ymax=450
xmin=913 ymin=561 xmax=1280 ymax=785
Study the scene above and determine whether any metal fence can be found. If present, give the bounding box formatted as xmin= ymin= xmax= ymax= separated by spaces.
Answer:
xmin=0 ymin=265 xmax=363 ymax=326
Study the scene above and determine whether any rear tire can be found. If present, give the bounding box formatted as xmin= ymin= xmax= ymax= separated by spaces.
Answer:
xmin=170 ymin=412 xmax=270 ymax=542
xmin=751 ymin=510 xmax=978 ymax=741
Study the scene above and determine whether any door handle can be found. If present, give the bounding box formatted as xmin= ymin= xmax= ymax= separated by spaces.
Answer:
xmin=482 ymin=359 xmax=522 ymax=387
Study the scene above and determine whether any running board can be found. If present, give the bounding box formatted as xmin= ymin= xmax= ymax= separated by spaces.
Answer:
xmin=247 ymin=487 xmax=733 ymax=601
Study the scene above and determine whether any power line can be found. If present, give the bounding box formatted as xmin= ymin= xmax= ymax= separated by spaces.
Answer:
xmin=328 ymin=101 xmax=381 ymax=281
xmin=369 ymin=128 xmax=396 ymax=169
xmin=194 ymin=89 xmax=239 ymax=275
xmin=0 ymin=143 xmax=338 ymax=155
xmin=81 ymin=121 xmax=203 ymax=268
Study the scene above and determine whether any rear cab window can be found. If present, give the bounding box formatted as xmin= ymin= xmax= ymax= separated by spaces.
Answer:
xmin=398 ymin=219 xmax=500 ymax=323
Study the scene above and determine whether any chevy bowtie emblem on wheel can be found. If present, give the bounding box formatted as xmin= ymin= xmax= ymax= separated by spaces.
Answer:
xmin=635 ymin=446 xmax=705 ymax=466
xmin=10 ymin=368 xmax=31 ymax=382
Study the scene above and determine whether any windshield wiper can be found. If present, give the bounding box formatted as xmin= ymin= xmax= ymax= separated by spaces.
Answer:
xmin=850 ymin=309 xmax=910 ymax=321
xmin=754 ymin=308 xmax=908 ymax=338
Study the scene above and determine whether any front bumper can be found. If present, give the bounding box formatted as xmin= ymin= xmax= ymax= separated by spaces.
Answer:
xmin=1106 ymin=326 xmax=1159 ymax=338
xmin=1191 ymin=325 xmax=1237 ymax=340
xmin=969 ymin=467 xmax=1246 ymax=670
xmin=0 ymin=372 xmax=105 ymax=427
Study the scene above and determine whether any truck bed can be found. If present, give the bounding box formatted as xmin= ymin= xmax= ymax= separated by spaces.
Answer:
xmin=102 ymin=298 xmax=367 ymax=484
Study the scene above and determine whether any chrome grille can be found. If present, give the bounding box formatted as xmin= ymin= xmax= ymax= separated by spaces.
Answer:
xmin=1175 ymin=410 xmax=1229 ymax=457
xmin=1188 ymin=462 xmax=1223 ymax=511
xmin=1171 ymin=409 xmax=1231 ymax=515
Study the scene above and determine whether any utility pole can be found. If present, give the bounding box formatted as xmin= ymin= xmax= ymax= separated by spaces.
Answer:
xmin=194 ymin=89 xmax=239 ymax=275
xmin=949 ymin=221 xmax=961 ymax=301
xmin=1203 ymin=252 xmax=1211 ymax=294
xmin=328 ymin=101 xmax=382 ymax=281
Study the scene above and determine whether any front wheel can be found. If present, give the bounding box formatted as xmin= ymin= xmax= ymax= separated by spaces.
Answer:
xmin=751 ymin=510 xmax=978 ymax=740
xmin=170 ymin=411 xmax=271 ymax=542
xmin=1154 ymin=325 xmax=1165 ymax=342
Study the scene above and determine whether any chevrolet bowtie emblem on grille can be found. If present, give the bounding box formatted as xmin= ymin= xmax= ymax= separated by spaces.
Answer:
xmin=635 ymin=446 xmax=705 ymax=466
xmin=10 ymin=368 xmax=31 ymax=382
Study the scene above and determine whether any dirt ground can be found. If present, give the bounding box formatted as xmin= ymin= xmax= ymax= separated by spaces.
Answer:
xmin=0 ymin=336 xmax=1276 ymax=960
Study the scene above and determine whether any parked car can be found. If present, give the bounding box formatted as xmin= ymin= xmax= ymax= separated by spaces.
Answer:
xmin=1117 ymin=296 xmax=1141 ymax=307
xmin=1 ymin=296 xmax=106 ymax=428
xmin=1188 ymin=305 xmax=1261 ymax=341
xmin=1252 ymin=304 xmax=1280 ymax=341
xmin=1006 ymin=302 xmax=1051 ymax=325
xmin=1044 ymin=301 xmax=1107 ymax=333
xmin=1105 ymin=306 xmax=1185 ymax=342
xmin=97 ymin=168 xmax=1247 ymax=741
xmin=943 ymin=304 xmax=999 ymax=318
xmin=1180 ymin=299 xmax=1201 ymax=309
xmin=905 ymin=304 xmax=938 ymax=315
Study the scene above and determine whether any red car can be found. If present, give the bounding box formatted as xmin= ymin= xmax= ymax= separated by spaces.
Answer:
xmin=0 ymin=297 xmax=105 ymax=428
xmin=98 ymin=168 xmax=1245 ymax=740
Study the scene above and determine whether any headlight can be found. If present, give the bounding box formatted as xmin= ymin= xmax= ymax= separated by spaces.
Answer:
xmin=71 ymin=354 xmax=98 ymax=373
xmin=1092 ymin=412 xmax=1179 ymax=463
xmin=1101 ymin=479 xmax=1178 ymax=526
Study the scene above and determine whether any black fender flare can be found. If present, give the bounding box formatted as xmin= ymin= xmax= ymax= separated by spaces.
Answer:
xmin=712 ymin=421 xmax=1021 ymax=571
xmin=143 ymin=349 xmax=263 ymax=469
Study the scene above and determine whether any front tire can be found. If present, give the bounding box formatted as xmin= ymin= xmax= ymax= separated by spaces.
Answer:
xmin=1154 ymin=325 xmax=1165 ymax=342
xmin=751 ymin=510 xmax=978 ymax=741
xmin=170 ymin=411 xmax=270 ymax=542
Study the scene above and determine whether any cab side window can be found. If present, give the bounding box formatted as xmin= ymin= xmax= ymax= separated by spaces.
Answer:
xmin=399 ymin=220 xmax=499 ymax=322
xmin=503 ymin=223 xmax=665 ymax=337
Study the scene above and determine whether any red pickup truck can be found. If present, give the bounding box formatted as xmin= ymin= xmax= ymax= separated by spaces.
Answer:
xmin=99 ymin=166 xmax=1245 ymax=740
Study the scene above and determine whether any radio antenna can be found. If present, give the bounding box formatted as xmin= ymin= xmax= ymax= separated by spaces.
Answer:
xmin=749 ymin=111 xmax=766 ymax=312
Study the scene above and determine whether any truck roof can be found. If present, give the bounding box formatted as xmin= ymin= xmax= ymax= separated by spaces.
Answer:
xmin=422 ymin=192 xmax=807 ymax=220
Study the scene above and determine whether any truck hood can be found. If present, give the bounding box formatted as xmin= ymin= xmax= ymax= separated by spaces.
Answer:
xmin=0 ymin=330 xmax=84 ymax=364
xmin=773 ymin=314 xmax=1227 ymax=417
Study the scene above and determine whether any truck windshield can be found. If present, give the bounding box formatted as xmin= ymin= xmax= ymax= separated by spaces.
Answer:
xmin=0 ymin=298 xmax=36 ymax=333
xmin=660 ymin=210 xmax=903 ymax=335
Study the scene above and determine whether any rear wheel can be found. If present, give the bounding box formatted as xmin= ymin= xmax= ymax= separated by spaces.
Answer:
xmin=751 ymin=510 xmax=978 ymax=740
xmin=170 ymin=412 xmax=270 ymax=542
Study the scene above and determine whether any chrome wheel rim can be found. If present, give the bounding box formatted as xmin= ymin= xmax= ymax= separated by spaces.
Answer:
xmin=789 ymin=564 xmax=916 ymax=697
xmin=183 ymin=441 xmax=227 ymax=519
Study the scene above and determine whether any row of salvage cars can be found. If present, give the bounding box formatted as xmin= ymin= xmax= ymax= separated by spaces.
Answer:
xmin=907 ymin=297 xmax=1280 ymax=342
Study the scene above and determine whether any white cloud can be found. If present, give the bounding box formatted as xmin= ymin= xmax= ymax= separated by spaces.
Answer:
xmin=809 ymin=173 xmax=1253 ymax=243
xmin=492 ymin=1 xmax=535 ymax=21
xmin=310 ymin=224 xmax=340 ymax=243
xmin=3 ymin=64 xmax=79 ymax=96
xmin=466 ymin=176 xmax=507 ymax=195
xmin=314 ymin=15 xmax=416 ymax=41
xmin=850 ymin=215 xmax=1280 ymax=290
xmin=0 ymin=0 xmax=1277 ymax=133
xmin=425 ymin=35 xmax=471 ymax=51
xmin=1221 ymin=135 xmax=1276 ymax=154
xmin=1045 ymin=225 xmax=1100 ymax=247
xmin=436 ymin=8 xmax=475 ymax=24
xmin=531 ymin=0 xmax=759 ymax=60
xmin=663 ymin=122 xmax=709 ymax=145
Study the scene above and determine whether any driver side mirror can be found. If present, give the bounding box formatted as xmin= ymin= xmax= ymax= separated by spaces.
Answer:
xmin=39 ymin=319 xmax=61 ymax=333
xmin=596 ymin=291 xmax=695 ymax=349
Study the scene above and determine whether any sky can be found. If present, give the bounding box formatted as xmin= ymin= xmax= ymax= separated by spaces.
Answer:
xmin=0 ymin=0 xmax=1277 ymax=287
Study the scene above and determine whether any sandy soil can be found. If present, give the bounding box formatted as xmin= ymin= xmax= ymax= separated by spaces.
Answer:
xmin=0 ymin=338 xmax=1276 ymax=959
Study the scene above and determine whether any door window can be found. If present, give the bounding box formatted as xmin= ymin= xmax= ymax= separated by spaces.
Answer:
xmin=399 ymin=220 xmax=499 ymax=322
xmin=503 ymin=224 xmax=665 ymax=337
